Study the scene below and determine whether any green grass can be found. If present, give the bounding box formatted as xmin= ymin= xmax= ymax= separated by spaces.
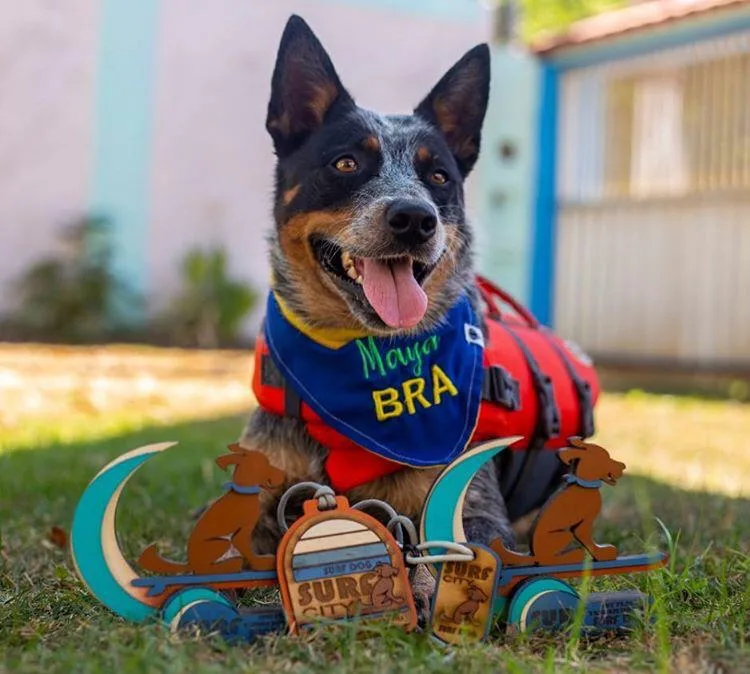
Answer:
xmin=1 ymin=395 xmax=749 ymax=672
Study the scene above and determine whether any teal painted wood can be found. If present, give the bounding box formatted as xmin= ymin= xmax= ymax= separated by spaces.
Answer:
xmin=506 ymin=577 xmax=578 ymax=627
xmin=421 ymin=439 xmax=512 ymax=549
xmin=91 ymin=0 xmax=161 ymax=315
xmin=320 ymin=0 xmax=481 ymax=21
xmin=70 ymin=449 xmax=161 ymax=623
xmin=476 ymin=45 xmax=541 ymax=306
xmin=547 ymin=7 xmax=750 ymax=70
xmin=492 ymin=594 xmax=508 ymax=620
xmin=516 ymin=588 xmax=581 ymax=632
xmin=161 ymin=587 xmax=233 ymax=625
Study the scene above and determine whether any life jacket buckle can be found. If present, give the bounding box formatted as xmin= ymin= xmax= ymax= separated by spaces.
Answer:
xmin=483 ymin=365 xmax=520 ymax=411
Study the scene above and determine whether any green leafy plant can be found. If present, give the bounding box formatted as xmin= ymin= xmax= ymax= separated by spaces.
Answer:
xmin=165 ymin=247 xmax=257 ymax=347
xmin=487 ymin=0 xmax=629 ymax=41
xmin=2 ymin=215 xmax=137 ymax=342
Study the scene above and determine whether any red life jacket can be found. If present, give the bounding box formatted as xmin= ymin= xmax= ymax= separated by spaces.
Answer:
xmin=253 ymin=276 xmax=599 ymax=501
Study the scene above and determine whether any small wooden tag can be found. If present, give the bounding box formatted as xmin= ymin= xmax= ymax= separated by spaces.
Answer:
xmin=277 ymin=495 xmax=417 ymax=634
xmin=430 ymin=543 xmax=500 ymax=644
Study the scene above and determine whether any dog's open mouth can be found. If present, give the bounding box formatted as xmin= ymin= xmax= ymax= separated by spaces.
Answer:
xmin=603 ymin=473 xmax=619 ymax=486
xmin=310 ymin=236 xmax=439 ymax=329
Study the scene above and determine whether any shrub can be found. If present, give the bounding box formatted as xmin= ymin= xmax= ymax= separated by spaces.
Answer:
xmin=2 ymin=215 xmax=138 ymax=342
xmin=162 ymin=247 xmax=257 ymax=348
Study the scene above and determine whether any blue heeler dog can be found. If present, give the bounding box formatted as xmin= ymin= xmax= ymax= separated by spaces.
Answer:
xmin=241 ymin=15 xmax=516 ymax=621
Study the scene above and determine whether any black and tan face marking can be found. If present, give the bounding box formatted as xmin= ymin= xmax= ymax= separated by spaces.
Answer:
xmin=266 ymin=15 xmax=490 ymax=334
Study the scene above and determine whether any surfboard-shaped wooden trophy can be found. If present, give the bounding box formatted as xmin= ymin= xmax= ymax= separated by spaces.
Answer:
xmin=420 ymin=438 xmax=669 ymax=636
xmin=70 ymin=442 xmax=287 ymax=642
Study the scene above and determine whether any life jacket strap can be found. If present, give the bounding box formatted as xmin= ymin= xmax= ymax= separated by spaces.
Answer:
xmin=542 ymin=327 xmax=595 ymax=439
xmin=494 ymin=319 xmax=561 ymax=509
xmin=260 ymin=351 xmax=301 ymax=418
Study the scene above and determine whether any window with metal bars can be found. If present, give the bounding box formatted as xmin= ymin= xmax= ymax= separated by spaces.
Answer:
xmin=558 ymin=33 xmax=750 ymax=203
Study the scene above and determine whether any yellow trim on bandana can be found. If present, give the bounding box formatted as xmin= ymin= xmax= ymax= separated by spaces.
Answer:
xmin=272 ymin=292 xmax=369 ymax=349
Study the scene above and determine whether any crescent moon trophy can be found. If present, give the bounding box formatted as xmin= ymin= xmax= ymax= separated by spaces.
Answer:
xmin=70 ymin=434 xmax=667 ymax=638
xmin=70 ymin=442 xmax=177 ymax=622
xmin=420 ymin=436 xmax=522 ymax=546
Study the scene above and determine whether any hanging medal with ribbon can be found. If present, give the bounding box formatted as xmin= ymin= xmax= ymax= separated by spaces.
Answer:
xmin=276 ymin=485 xmax=418 ymax=633
xmin=430 ymin=543 xmax=501 ymax=644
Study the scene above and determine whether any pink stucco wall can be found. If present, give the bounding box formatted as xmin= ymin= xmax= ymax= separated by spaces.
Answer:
xmin=0 ymin=0 xmax=487 ymax=334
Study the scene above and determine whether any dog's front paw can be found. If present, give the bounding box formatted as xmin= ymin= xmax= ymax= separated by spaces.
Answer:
xmin=409 ymin=564 xmax=436 ymax=628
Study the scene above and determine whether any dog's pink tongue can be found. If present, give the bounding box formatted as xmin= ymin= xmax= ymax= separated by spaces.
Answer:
xmin=361 ymin=257 xmax=427 ymax=328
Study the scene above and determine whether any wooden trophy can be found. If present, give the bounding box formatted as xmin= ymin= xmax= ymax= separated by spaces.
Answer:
xmin=132 ymin=444 xmax=284 ymax=599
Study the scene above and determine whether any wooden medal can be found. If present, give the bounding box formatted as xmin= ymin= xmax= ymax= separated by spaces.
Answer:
xmin=277 ymin=495 xmax=417 ymax=634
xmin=430 ymin=543 xmax=501 ymax=644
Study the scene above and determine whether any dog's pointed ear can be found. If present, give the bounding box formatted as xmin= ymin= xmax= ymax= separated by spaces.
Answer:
xmin=415 ymin=44 xmax=490 ymax=177
xmin=227 ymin=443 xmax=244 ymax=453
xmin=216 ymin=453 xmax=241 ymax=471
xmin=267 ymin=15 xmax=354 ymax=156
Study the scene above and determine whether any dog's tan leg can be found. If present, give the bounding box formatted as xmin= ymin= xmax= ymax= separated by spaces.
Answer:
xmin=240 ymin=410 xmax=328 ymax=556
xmin=410 ymin=563 xmax=436 ymax=626
xmin=511 ymin=508 xmax=540 ymax=542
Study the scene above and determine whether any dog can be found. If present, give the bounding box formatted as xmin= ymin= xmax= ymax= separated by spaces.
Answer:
xmin=368 ymin=563 xmax=404 ymax=609
xmin=447 ymin=582 xmax=489 ymax=624
xmin=138 ymin=444 xmax=285 ymax=575
xmin=491 ymin=438 xmax=626 ymax=566
xmin=241 ymin=15 xmax=515 ymax=618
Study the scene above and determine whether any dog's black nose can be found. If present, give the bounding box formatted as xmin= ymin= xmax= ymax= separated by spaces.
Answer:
xmin=386 ymin=200 xmax=438 ymax=244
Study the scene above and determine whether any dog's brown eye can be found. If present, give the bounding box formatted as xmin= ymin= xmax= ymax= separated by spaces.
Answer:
xmin=334 ymin=156 xmax=358 ymax=173
xmin=430 ymin=170 xmax=448 ymax=185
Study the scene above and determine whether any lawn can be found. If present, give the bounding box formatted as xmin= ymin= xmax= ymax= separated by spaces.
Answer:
xmin=0 ymin=345 xmax=748 ymax=673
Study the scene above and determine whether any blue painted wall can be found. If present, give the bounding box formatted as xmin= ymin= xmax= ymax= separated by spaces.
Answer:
xmin=528 ymin=64 xmax=557 ymax=327
xmin=90 ymin=0 xmax=161 ymax=316
xmin=476 ymin=45 xmax=541 ymax=306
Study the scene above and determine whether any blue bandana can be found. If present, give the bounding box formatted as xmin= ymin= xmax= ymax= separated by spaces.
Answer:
xmin=264 ymin=293 xmax=485 ymax=467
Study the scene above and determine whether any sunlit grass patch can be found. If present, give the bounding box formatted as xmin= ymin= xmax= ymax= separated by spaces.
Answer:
xmin=595 ymin=390 xmax=750 ymax=497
